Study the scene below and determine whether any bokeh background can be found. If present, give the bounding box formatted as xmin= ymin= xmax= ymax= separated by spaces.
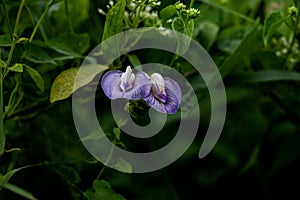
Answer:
xmin=1 ymin=0 xmax=300 ymax=199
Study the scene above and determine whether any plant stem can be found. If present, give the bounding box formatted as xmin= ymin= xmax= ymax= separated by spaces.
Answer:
xmin=282 ymin=2 xmax=300 ymax=69
xmin=65 ymin=0 xmax=74 ymax=33
xmin=96 ymin=142 xmax=115 ymax=179
xmin=201 ymin=0 xmax=253 ymax=22
xmin=29 ymin=1 xmax=50 ymax=42
xmin=1 ymin=0 xmax=13 ymax=38
xmin=189 ymin=0 xmax=195 ymax=8
xmin=1 ymin=0 xmax=26 ymax=156
xmin=0 ymin=66 xmax=5 ymax=155
xmin=6 ymin=0 xmax=26 ymax=68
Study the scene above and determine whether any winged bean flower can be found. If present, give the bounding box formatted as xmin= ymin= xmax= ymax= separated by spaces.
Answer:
xmin=101 ymin=66 xmax=151 ymax=100
xmin=144 ymin=73 xmax=181 ymax=114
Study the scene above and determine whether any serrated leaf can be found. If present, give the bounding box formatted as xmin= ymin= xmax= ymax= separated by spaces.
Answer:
xmin=84 ymin=180 xmax=126 ymax=200
xmin=172 ymin=18 xmax=194 ymax=55
xmin=263 ymin=10 xmax=285 ymax=46
xmin=102 ymin=0 xmax=126 ymax=41
xmin=9 ymin=63 xmax=23 ymax=72
xmin=160 ymin=5 xmax=177 ymax=27
xmin=0 ymin=34 xmax=12 ymax=47
xmin=24 ymin=65 xmax=45 ymax=92
xmin=114 ymin=158 xmax=132 ymax=173
xmin=219 ymin=20 xmax=259 ymax=77
xmin=50 ymin=64 xmax=108 ymax=103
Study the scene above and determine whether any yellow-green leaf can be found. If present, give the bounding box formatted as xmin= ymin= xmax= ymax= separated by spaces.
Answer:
xmin=9 ymin=63 xmax=23 ymax=72
xmin=50 ymin=64 xmax=108 ymax=103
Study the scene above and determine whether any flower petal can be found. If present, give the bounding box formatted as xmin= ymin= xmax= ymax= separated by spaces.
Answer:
xmin=145 ymin=77 xmax=181 ymax=114
xmin=101 ymin=70 xmax=151 ymax=100
xmin=123 ymin=72 xmax=151 ymax=99
xmin=101 ymin=70 xmax=122 ymax=99
xmin=120 ymin=66 xmax=135 ymax=92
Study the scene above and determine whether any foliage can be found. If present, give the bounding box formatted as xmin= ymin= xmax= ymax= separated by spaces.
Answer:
xmin=0 ymin=0 xmax=300 ymax=199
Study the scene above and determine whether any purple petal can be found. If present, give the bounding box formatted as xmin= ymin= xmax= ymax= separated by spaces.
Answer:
xmin=145 ymin=77 xmax=181 ymax=114
xmin=101 ymin=70 xmax=122 ymax=99
xmin=101 ymin=70 xmax=151 ymax=100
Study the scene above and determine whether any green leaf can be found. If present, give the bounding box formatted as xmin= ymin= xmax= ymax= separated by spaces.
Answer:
xmin=219 ymin=20 xmax=259 ymax=77
xmin=49 ymin=0 xmax=89 ymax=32
xmin=0 ymin=59 xmax=6 ymax=68
xmin=4 ymin=183 xmax=38 ymax=200
xmin=218 ymin=26 xmax=249 ymax=54
xmin=47 ymin=32 xmax=90 ymax=55
xmin=0 ymin=34 xmax=12 ymax=47
xmin=102 ymin=0 xmax=126 ymax=41
xmin=50 ymin=64 xmax=108 ymax=103
xmin=160 ymin=5 xmax=177 ymax=27
xmin=114 ymin=158 xmax=132 ymax=173
xmin=238 ymin=70 xmax=300 ymax=83
xmin=172 ymin=18 xmax=194 ymax=55
xmin=263 ymin=10 xmax=285 ymax=46
xmin=195 ymin=20 xmax=219 ymax=50
xmin=24 ymin=41 xmax=56 ymax=65
xmin=8 ymin=63 xmax=23 ymax=72
xmin=50 ymin=68 xmax=78 ymax=103
xmin=113 ymin=127 xmax=121 ymax=141
xmin=51 ymin=165 xmax=81 ymax=185
xmin=80 ymin=128 xmax=105 ymax=141
xmin=0 ymin=166 xmax=31 ymax=190
xmin=269 ymin=134 xmax=300 ymax=177
xmin=24 ymin=38 xmax=85 ymax=64
xmin=24 ymin=65 xmax=45 ymax=92
xmin=46 ymin=41 xmax=81 ymax=58
xmin=128 ymin=54 xmax=141 ymax=67
xmin=84 ymin=180 xmax=126 ymax=200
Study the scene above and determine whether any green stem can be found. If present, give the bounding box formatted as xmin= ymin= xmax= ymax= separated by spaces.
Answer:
xmin=29 ymin=1 xmax=51 ymax=42
xmin=96 ymin=142 xmax=115 ymax=179
xmin=65 ymin=0 xmax=74 ymax=33
xmin=6 ymin=0 xmax=26 ymax=68
xmin=1 ymin=0 xmax=26 ymax=156
xmin=201 ymin=0 xmax=253 ymax=22
xmin=282 ymin=2 xmax=300 ymax=69
xmin=189 ymin=0 xmax=195 ymax=8
xmin=1 ymin=0 xmax=13 ymax=38
xmin=0 ymin=66 xmax=5 ymax=155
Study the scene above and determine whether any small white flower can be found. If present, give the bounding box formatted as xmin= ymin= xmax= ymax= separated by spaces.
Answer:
xmin=97 ymin=8 xmax=106 ymax=15
xmin=282 ymin=48 xmax=288 ymax=54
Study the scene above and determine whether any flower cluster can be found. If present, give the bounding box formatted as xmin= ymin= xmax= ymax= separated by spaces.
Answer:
xmin=98 ymin=0 xmax=162 ymax=28
xmin=288 ymin=5 xmax=298 ymax=15
xmin=175 ymin=2 xmax=201 ymax=19
xmin=101 ymin=66 xmax=181 ymax=114
xmin=272 ymin=36 xmax=300 ymax=69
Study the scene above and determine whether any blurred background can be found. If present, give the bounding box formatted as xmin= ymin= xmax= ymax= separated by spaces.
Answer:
xmin=1 ymin=0 xmax=300 ymax=199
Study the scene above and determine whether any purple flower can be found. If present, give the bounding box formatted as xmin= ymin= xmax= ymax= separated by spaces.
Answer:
xmin=144 ymin=73 xmax=181 ymax=114
xmin=101 ymin=66 xmax=151 ymax=100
